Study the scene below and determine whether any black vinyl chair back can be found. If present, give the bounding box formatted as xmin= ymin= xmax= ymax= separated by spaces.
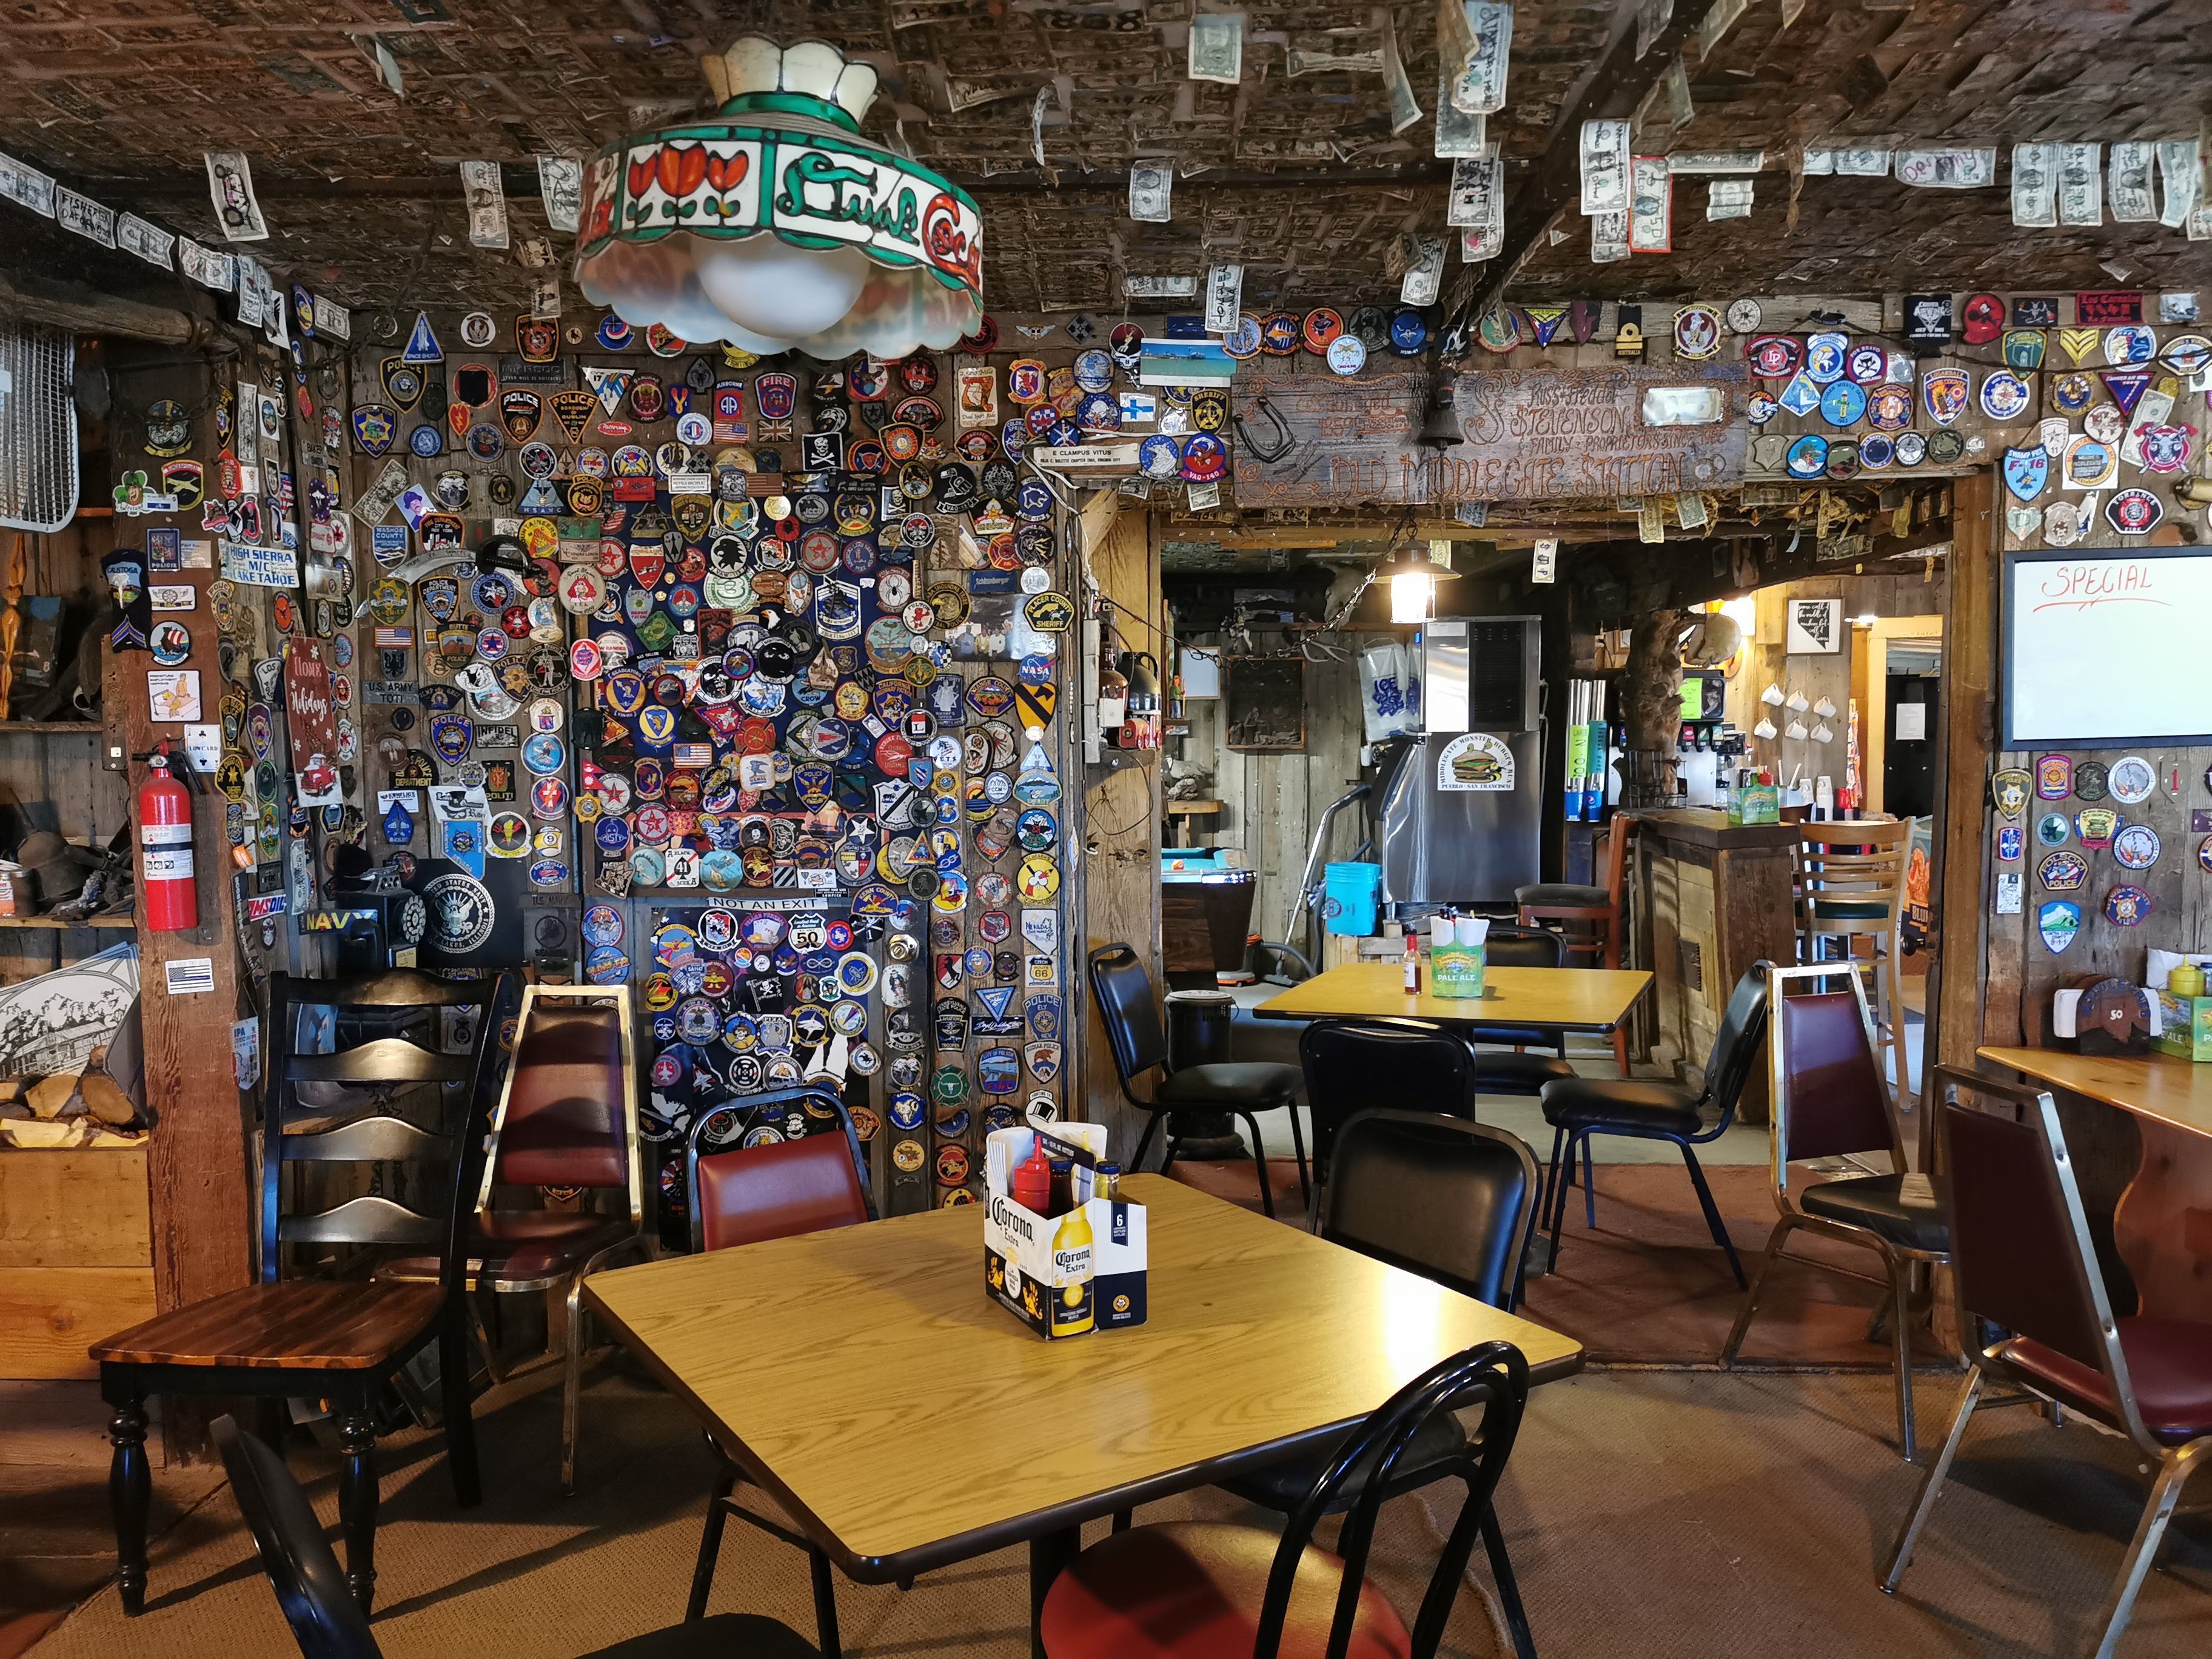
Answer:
xmin=1322 ymin=1108 xmax=1541 ymax=1311
xmin=212 ymin=1415 xmax=383 ymax=1659
xmin=1299 ymin=1019 xmax=1475 ymax=1176
xmin=1931 ymin=1065 xmax=2149 ymax=1444
xmin=262 ymin=970 xmax=505 ymax=1291
xmin=1698 ymin=962 xmax=1772 ymax=1124
xmin=1258 ymin=1341 xmax=1530 ymax=1659
xmin=1088 ymin=943 xmax=1170 ymax=1088
xmin=1479 ymin=925 xmax=1564 ymax=970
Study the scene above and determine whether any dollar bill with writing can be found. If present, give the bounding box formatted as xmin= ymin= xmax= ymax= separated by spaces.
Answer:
xmin=1454 ymin=152 xmax=1504 ymax=258
xmin=2108 ymin=141 xmax=2155 ymax=221
xmin=1204 ymin=264 xmax=1244 ymax=333
xmin=460 ymin=160 xmax=509 ymax=249
xmin=177 ymin=238 xmax=235 ymax=292
xmin=115 ymin=213 xmax=175 ymax=269
xmin=1707 ymin=179 xmax=1754 ymax=220
xmin=0 ymin=149 xmax=54 ymax=216
xmin=1128 ymin=163 xmax=1173 ymax=223
xmin=54 ymin=187 xmax=115 ymax=247
xmin=1580 ymin=119 xmax=1630 ymax=213
xmin=1447 ymin=152 xmax=1496 ymax=226
xmin=1834 ymin=149 xmax=1891 ymax=177
xmin=537 ymin=156 xmax=582 ymax=234
xmin=1668 ymin=150 xmax=1763 ymax=173
xmin=2059 ymin=142 xmax=2102 ymax=225
xmin=1381 ymin=14 xmax=1423 ymax=135
xmin=2011 ymin=142 xmax=2057 ymax=227
xmin=1399 ymin=233 xmax=1446 ymax=305
xmin=1452 ymin=2 xmax=1513 ymax=115
xmin=1629 ymin=155 xmax=1672 ymax=252
xmin=1590 ymin=208 xmax=1629 ymax=263
xmin=2156 ymin=139 xmax=2199 ymax=229
xmin=529 ymin=275 xmax=561 ymax=319
xmin=1435 ymin=81 xmax=1488 ymax=158
xmin=1188 ymin=12 xmax=1243 ymax=84
xmin=206 ymin=150 xmax=269 ymax=243
xmin=1894 ymin=148 xmax=1995 ymax=188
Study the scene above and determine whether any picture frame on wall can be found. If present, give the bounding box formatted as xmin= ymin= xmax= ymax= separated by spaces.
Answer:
xmin=1786 ymin=597 xmax=1843 ymax=655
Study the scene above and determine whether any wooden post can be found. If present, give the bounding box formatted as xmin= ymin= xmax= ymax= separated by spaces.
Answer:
xmin=106 ymin=347 xmax=256 ymax=1463
xmin=1078 ymin=501 xmax=1164 ymax=1158
xmin=1927 ymin=472 xmax=1997 ymax=1087
xmin=1620 ymin=605 xmax=1686 ymax=804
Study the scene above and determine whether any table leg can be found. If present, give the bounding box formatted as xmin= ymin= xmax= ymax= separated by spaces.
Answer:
xmin=1029 ymin=1524 xmax=1081 ymax=1659
xmin=2114 ymin=1116 xmax=2212 ymax=1322
xmin=107 ymin=1392 xmax=149 ymax=1616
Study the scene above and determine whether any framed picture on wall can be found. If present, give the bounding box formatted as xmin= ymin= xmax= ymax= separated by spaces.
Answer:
xmin=1786 ymin=597 xmax=1843 ymax=655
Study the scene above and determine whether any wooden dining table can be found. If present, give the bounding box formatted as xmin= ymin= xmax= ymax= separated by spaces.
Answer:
xmin=583 ymin=1173 xmax=1582 ymax=1655
xmin=1252 ymin=959 xmax=1654 ymax=1033
xmin=1977 ymin=1047 xmax=2212 ymax=1324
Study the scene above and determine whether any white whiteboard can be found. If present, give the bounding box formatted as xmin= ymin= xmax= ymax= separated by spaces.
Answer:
xmin=2006 ymin=550 xmax=2212 ymax=746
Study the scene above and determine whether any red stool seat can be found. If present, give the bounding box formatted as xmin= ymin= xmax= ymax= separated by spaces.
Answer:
xmin=1040 ymin=1521 xmax=1412 ymax=1659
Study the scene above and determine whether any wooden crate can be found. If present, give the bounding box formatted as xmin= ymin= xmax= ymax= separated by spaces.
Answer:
xmin=0 ymin=1145 xmax=154 ymax=1378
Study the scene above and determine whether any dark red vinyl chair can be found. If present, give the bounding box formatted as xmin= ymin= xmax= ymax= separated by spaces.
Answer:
xmin=1880 ymin=1066 xmax=2212 ymax=1654
xmin=1720 ymin=963 xmax=1949 ymax=1460
xmin=1041 ymin=1340 xmax=1531 ymax=1659
xmin=683 ymin=1086 xmax=874 ymax=1658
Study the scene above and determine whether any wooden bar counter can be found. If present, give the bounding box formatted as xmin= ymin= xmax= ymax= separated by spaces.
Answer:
xmin=1624 ymin=808 xmax=1801 ymax=1119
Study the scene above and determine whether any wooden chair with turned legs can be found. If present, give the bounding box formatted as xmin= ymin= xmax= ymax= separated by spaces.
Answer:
xmin=90 ymin=968 xmax=508 ymax=1618
xmin=1516 ymin=819 xmax=1634 ymax=1076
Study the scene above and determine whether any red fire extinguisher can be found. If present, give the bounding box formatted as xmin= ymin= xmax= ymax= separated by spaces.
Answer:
xmin=137 ymin=741 xmax=198 ymax=933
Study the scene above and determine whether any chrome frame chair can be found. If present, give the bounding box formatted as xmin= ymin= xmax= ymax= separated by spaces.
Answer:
xmin=1792 ymin=816 xmax=1918 ymax=1115
xmin=1720 ymin=962 xmax=1948 ymax=1460
xmin=1883 ymin=1066 xmax=2212 ymax=1657
xmin=382 ymin=982 xmax=649 ymax=1495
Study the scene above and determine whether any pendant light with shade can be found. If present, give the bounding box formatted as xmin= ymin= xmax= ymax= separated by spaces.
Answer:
xmin=575 ymin=36 xmax=984 ymax=359
xmin=1379 ymin=536 xmax=1460 ymax=625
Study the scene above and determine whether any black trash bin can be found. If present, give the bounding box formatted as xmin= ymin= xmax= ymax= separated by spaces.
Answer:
xmin=1162 ymin=988 xmax=1245 ymax=1159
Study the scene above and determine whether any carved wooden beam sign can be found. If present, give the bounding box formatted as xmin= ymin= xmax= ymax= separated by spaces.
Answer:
xmin=1228 ymin=370 xmax=1434 ymax=509
xmin=1436 ymin=359 xmax=1748 ymax=502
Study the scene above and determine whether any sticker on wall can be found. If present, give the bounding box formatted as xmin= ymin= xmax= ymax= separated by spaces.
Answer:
xmin=2037 ymin=899 xmax=2080 ymax=954
xmin=1995 ymin=872 xmax=2023 ymax=914
xmin=2113 ymin=823 xmax=2160 ymax=871
xmin=1436 ymin=732 xmax=1515 ymax=791
xmin=2035 ymin=756 xmax=2073 ymax=800
xmin=2108 ymin=756 xmax=2156 ymax=804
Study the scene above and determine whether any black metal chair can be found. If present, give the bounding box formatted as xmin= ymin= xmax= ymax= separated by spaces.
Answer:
xmin=1882 ymin=1067 xmax=2212 ymax=1651
xmin=1088 ymin=942 xmax=1307 ymax=1218
xmin=212 ymin=1414 xmax=819 ymax=1659
xmin=1298 ymin=1017 xmax=1476 ymax=1210
xmin=1535 ymin=961 xmax=1771 ymax=1288
xmin=1212 ymin=1110 xmax=1547 ymax=1657
xmin=1042 ymin=1341 xmax=1532 ymax=1659
xmin=91 ymin=968 xmax=508 ymax=1617
xmin=1463 ymin=924 xmax=1575 ymax=1099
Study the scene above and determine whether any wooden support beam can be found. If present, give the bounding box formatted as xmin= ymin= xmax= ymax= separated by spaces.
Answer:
xmin=1928 ymin=471 xmax=1997 ymax=1111
xmin=1443 ymin=0 xmax=1728 ymax=344
xmin=0 ymin=269 xmax=215 ymax=348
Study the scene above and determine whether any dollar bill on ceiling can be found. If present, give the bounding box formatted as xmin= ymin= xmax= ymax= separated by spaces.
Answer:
xmin=1188 ymin=12 xmax=1243 ymax=84
xmin=1399 ymin=233 xmax=1446 ymax=305
xmin=1590 ymin=207 xmax=1629 ymax=263
xmin=537 ymin=156 xmax=582 ymax=234
xmin=2058 ymin=142 xmax=2102 ymax=226
xmin=2155 ymin=139 xmax=2199 ymax=230
xmin=1708 ymin=179 xmax=1754 ymax=220
xmin=2108 ymin=140 xmax=2156 ymax=221
xmin=1381 ymin=13 xmax=1423 ymax=135
xmin=1204 ymin=265 xmax=1244 ymax=334
xmin=2011 ymin=142 xmax=2057 ymax=228
xmin=1128 ymin=162 xmax=1173 ymax=223
xmin=1450 ymin=2 xmax=1512 ymax=115
xmin=1894 ymin=148 xmax=1996 ymax=189
xmin=205 ymin=150 xmax=269 ymax=243
xmin=1435 ymin=84 xmax=1487 ymax=158
xmin=1627 ymin=155 xmax=1671 ymax=253
xmin=460 ymin=160 xmax=509 ymax=250
xmin=1580 ymin=119 xmax=1630 ymax=214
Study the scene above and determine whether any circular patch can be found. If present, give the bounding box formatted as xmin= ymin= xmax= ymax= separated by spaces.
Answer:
xmin=422 ymin=872 xmax=495 ymax=954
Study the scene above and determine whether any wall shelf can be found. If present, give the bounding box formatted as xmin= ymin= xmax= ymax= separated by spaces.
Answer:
xmin=0 ymin=914 xmax=135 ymax=930
xmin=0 ymin=722 xmax=102 ymax=734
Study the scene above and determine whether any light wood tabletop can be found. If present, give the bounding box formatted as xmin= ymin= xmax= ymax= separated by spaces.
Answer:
xmin=583 ymin=1173 xmax=1581 ymax=1584
xmin=1978 ymin=1047 xmax=2212 ymax=1141
xmin=1253 ymin=960 xmax=1653 ymax=1032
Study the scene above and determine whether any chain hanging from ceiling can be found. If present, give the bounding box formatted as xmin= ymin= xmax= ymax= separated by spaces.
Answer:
xmin=0 ymin=320 xmax=77 ymax=534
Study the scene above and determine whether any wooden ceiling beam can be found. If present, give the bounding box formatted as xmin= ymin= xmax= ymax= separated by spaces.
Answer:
xmin=0 ymin=267 xmax=215 ymax=347
xmin=1442 ymin=0 xmax=1733 ymax=354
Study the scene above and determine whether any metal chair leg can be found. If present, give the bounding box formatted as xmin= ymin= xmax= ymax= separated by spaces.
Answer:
xmin=1238 ymin=1112 xmax=1277 ymax=1218
xmin=808 ymin=1544 xmax=843 ymax=1659
xmin=2089 ymin=1440 xmax=2207 ymax=1659
xmin=1721 ymin=1217 xmax=1800 ymax=1366
xmin=1881 ymin=1365 xmax=1986 ymax=1592
xmin=1885 ymin=1253 xmax=1919 ymax=1462
xmin=1480 ymin=1505 xmax=1538 ymax=1659
xmin=1545 ymin=1132 xmax=1581 ymax=1275
xmin=1679 ymin=1144 xmax=1747 ymax=1289
xmin=560 ymin=1272 xmax=588 ymax=1495
xmin=1129 ymin=1113 xmax=1162 ymax=1175
xmin=1581 ymin=1136 xmax=1598 ymax=1230
xmin=1539 ymin=1125 xmax=1566 ymax=1238
xmin=687 ymin=1459 xmax=740 ymax=1620
xmin=1286 ymin=1102 xmax=1311 ymax=1205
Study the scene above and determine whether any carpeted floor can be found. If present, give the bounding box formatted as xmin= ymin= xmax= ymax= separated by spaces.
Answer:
xmin=25 ymin=1358 xmax=2211 ymax=1658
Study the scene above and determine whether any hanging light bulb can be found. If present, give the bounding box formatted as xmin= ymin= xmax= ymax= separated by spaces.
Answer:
xmin=1379 ymin=539 xmax=1459 ymax=626
xmin=575 ymin=36 xmax=985 ymax=359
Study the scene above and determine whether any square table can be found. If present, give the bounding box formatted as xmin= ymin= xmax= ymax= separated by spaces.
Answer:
xmin=584 ymin=1173 xmax=1582 ymax=1654
xmin=1252 ymin=960 xmax=1653 ymax=1033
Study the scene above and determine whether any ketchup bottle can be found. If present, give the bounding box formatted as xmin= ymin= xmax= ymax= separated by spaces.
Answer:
xmin=1013 ymin=1138 xmax=1053 ymax=1213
